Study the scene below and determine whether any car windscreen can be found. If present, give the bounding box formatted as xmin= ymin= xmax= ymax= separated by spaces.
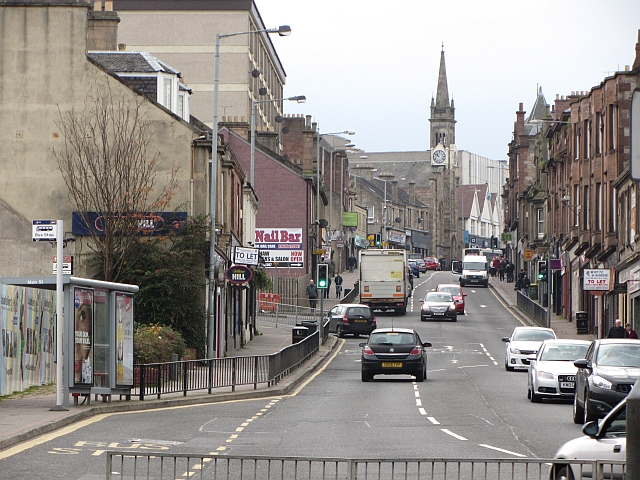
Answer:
xmin=425 ymin=292 xmax=452 ymax=302
xmin=511 ymin=330 xmax=556 ymax=341
xmin=348 ymin=307 xmax=371 ymax=317
xmin=463 ymin=261 xmax=486 ymax=271
xmin=369 ymin=332 xmax=416 ymax=345
xmin=438 ymin=286 xmax=459 ymax=295
xmin=540 ymin=344 xmax=589 ymax=361
xmin=596 ymin=344 xmax=640 ymax=367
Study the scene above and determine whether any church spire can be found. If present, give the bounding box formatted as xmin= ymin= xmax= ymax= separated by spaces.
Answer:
xmin=435 ymin=45 xmax=450 ymax=108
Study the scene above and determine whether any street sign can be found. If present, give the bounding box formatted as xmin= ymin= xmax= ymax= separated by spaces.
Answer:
xmin=32 ymin=220 xmax=58 ymax=242
xmin=549 ymin=259 xmax=562 ymax=271
xmin=234 ymin=246 xmax=259 ymax=265
xmin=225 ymin=265 xmax=252 ymax=285
xmin=524 ymin=249 xmax=533 ymax=261
xmin=52 ymin=255 xmax=73 ymax=275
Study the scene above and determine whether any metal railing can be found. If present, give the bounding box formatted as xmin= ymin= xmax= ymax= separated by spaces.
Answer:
xmin=105 ymin=452 xmax=626 ymax=479
xmin=133 ymin=327 xmax=325 ymax=400
xmin=517 ymin=290 xmax=549 ymax=328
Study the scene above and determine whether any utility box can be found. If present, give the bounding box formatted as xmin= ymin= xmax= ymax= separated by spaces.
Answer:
xmin=292 ymin=326 xmax=309 ymax=344
xmin=576 ymin=311 xmax=589 ymax=334
xmin=529 ymin=283 xmax=538 ymax=300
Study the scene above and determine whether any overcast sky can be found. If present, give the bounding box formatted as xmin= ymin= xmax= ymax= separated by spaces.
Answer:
xmin=258 ymin=0 xmax=640 ymax=161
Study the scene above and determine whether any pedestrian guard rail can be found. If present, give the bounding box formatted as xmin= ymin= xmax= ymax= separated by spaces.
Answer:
xmin=133 ymin=323 xmax=328 ymax=401
xmin=105 ymin=452 xmax=626 ymax=480
xmin=517 ymin=290 xmax=549 ymax=328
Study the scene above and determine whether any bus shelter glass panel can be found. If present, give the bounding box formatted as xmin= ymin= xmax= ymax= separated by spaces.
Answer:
xmin=73 ymin=287 xmax=94 ymax=385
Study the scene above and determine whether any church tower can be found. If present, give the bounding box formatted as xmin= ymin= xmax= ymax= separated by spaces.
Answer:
xmin=430 ymin=47 xmax=456 ymax=152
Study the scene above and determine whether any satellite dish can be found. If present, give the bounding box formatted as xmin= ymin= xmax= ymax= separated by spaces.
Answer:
xmin=395 ymin=217 xmax=402 ymax=223
xmin=318 ymin=219 xmax=328 ymax=228
xmin=275 ymin=115 xmax=284 ymax=123
xmin=252 ymin=69 xmax=261 ymax=78
xmin=282 ymin=126 xmax=290 ymax=134
xmin=258 ymin=87 xmax=268 ymax=95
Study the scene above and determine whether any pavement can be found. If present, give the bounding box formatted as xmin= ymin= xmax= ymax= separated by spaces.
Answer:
xmin=0 ymin=266 xmax=592 ymax=454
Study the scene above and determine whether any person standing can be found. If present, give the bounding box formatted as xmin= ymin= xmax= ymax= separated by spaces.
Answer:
xmin=306 ymin=279 xmax=318 ymax=309
xmin=505 ymin=261 xmax=515 ymax=283
xmin=323 ymin=276 xmax=331 ymax=298
xmin=607 ymin=319 xmax=626 ymax=338
xmin=625 ymin=322 xmax=639 ymax=339
xmin=498 ymin=258 xmax=506 ymax=281
xmin=347 ymin=254 xmax=357 ymax=273
xmin=521 ymin=272 xmax=530 ymax=297
xmin=334 ymin=273 xmax=343 ymax=298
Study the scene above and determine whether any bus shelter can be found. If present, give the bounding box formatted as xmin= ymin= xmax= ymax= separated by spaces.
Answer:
xmin=0 ymin=275 xmax=138 ymax=408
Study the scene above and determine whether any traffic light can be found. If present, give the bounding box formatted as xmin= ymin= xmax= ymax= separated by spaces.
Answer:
xmin=491 ymin=236 xmax=498 ymax=249
xmin=537 ymin=260 xmax=548 ymax=282
xmin=317 ymin=263 xmax=329 ymax=289
xmin=374 ymin=233 xmax=382 ymax=247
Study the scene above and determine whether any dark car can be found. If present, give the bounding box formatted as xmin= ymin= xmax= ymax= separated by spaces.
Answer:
xmin=572 ymin=339 xmax=640 ymax=424
xmin=407 ymin=259 xmax=420 ymax=278
xmin=326 ymin=303 xmax=376 ymax=338
xmin=420 ymin=291 xmax=458 ymax=321
xmin=359 ymin=328 xmax=432 ymax=382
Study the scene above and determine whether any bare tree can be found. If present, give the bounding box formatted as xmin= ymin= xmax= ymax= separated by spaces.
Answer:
xmin=54 ymin=78 xmax=179 ymax=282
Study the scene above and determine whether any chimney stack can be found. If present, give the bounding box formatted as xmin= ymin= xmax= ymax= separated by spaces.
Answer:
xmin=87 ymin=0 xmax=120 ymax=52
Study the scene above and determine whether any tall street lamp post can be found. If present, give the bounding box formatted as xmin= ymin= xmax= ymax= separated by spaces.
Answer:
xmin=250 ymin=95 xmax=306 ymax=186
xmin=209 ymin=24 xmax=291 ymax=359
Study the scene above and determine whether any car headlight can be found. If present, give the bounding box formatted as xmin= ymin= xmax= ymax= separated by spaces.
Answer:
xmin=592 ymin=375 xmax=612 ymax=390
xmin=509 ymin=347 xmax=521 ymax=354
xmin=421 ymin=305 xmax=431 ymax=312
xmin=537 ymin=371 xmax=555 ymax=380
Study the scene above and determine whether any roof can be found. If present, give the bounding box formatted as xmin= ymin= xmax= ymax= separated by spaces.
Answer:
xmin=353 ymin=175 xmax=427 ymax=208
xmin=457 ymin=184 xmax=487 ymax=218
xmin=88 ymin=51 xmax=182 ymax=77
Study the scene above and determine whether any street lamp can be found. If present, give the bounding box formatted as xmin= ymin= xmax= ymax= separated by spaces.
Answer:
xmin=209 ymin=24 xmax=291 ymax=359
xmin=250 ymin=95 xmax=306 ymax=186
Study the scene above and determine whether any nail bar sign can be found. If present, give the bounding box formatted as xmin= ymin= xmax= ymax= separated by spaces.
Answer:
xmin=226 ymin=265 xmax=252 ymax=285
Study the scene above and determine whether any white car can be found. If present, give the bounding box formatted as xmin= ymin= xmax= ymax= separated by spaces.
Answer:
xmin=527 ymin=339 xmax=591 ymax=402
xmin=549 ymin=398 xmax=626 ymax=480
xmin=502 ymin=326 xmax=556 ymax=371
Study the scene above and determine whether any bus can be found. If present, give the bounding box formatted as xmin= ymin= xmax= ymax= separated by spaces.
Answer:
xmin=480 ymin=248 xmax=503 ymax=263
xmin=463 ymin=247 xmax=481 ymax=256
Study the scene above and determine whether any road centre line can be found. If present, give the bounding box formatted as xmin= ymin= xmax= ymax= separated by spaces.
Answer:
xmin=478 ymin=444 xmax=527 ymax=457
xmin=427 ymin=417 xmax=439 ymax=424
xmin=441 ymin=429 xmax=467 ymax=440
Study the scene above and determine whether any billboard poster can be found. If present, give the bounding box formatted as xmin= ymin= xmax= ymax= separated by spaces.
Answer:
xmin=22 ymin=288 xmax=40 ymax=389
xmin=73 ymin=287 xmax=94 ymax=385
xmin=583 ymin=269 xmax=612 ymax=291
xmin=255 ymin=228 xmax=304 ymax=268
xmin=115 ymin=293 xmax=134 ymax=386
xmin=1 ymin=285 xmax=23 ymax=395
xmin=40 ymin=290 xmax=55 ymax=386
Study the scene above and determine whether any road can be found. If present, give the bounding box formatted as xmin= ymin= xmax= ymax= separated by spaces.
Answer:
xmin=0 ymin=271 xmax=586 ymax=478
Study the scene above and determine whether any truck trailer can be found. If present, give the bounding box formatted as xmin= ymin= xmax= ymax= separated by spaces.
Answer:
xmin=359 ymin=249 xmax=410 ymax=315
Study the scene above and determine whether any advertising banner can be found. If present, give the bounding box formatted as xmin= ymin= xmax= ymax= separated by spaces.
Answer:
xmin=255 ymin=228 xmax=304 ymax=268
xmin=72 ymin=211 xmax=187 ymax=236
xmin=115 ymin=293 xmax=134 ymax=386
xmin=342 ymin=212 xmax=358 ymax=227
xmin=22 ymin=288 xmax=40 ymax=388
xmin=583 ymin=269 xmax=612 ymax=291
xmin=74 ymin=287 xmax=94 ymax=385
xmin=1 ymin=285 xmax=22 ymax=394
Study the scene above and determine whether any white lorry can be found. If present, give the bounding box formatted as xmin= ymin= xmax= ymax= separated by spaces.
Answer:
xmin=359 ymin=249 xmax=411 ymax=315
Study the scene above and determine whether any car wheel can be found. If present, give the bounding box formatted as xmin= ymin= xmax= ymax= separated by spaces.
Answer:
xmin=451 ymin=315 xmax=457 ymax=322
xmin=505 ymin=361 xmax=514 ymax=372
xmin=584 ymin=390 xmax=597 ymax=423
xmin=573 ymin=391 xmax=585 ymax=424
xmin=530 ymin=390 xmax=542 ymax=403
xmin=527 ymin=388 xmax=531 ymax=399
xmin=551 ymin=465 xmax=574 ymax=480
xmin=415 ymin=368 xmax=425 ymax=382
xmin=420 ymin=316 xmax=426 ymax=322
xmin=361 ymin=370 xmax=373 ymax=382
xmin=398 ymin=307 xmax=407 ymax=315
xmin=336 ymin=325 xmax=344 ymax=338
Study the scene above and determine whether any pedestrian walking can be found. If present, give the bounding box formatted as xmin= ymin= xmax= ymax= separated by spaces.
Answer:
xmin=306 ymin=279 xmax=318 ymax=309
xmin=498 ymin=258 xmax=506 ymax=281
xmin=347 ymin=254 xmax=357 ymax=273
xmin=505 ymin=261 xmax=515 ymax=283
xmin=521 ymin=273 xmax=530 ymax=297
xmin=625 ymin=323 xmax=639 ymax=339
xmin=334 ymin=273 xmax=343 ymax=298
xmin=607 ymin=319 xmax=626 ymax=338
xmin=323 ymin=276 xmax=332 ymax=298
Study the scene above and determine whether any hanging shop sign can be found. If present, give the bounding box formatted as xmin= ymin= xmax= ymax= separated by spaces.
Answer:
xmin=226 ymin=265 xmax=253 ymax=285
xmin=583 ymin=269 xmax=612 ymax=291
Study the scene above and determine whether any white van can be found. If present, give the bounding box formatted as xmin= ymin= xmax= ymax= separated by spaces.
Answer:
xmin=459 ymin=255 xmax=489 ymax=287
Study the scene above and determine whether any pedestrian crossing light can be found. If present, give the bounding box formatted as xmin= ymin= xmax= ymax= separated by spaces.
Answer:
xmin=317 ymin=263 xmax=328 ymax=289
xmin=537 ymin=261 xmax=548 ymax=282
xmin=374 ymin=233 xmax=382 ymax=247
xmin=491 ymin=236 xmax=498 ymax=249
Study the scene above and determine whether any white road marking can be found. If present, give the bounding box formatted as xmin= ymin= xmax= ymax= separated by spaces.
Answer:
xmin=479 ymin=444 xmax=527 ymax=457
xmin=479 ymin=304 xmax=488 ymax=308
xmin=414 ymin=391 xmax=420 ymax=398
xmin=441 ymin=429 xmax=467 ymax=440
xmin=418 ymin=408 xmax=428 ymax=415
xmin=427 ymin=417 xmax=440 ymax=424
xmin=416 ymin=399 xmax=422 ymax=406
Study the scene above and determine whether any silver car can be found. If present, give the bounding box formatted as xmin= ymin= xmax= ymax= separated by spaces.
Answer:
xmin=527 ymin=339 xmax=591 ymax=403
xmin=502 ymin=326 xmax=556 ymax=371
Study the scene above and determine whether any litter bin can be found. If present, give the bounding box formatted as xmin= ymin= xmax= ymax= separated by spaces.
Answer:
xmin=529 ymin=283 xmax=538 ymax=300
xmin=576 ymin=311 xmax=588 ymax=334
xmin=292 ymin=326 xmax=309 ymax=344
xmin=299 ymin=320 xmax=317 ymax=336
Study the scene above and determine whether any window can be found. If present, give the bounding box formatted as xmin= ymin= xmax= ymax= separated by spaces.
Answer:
xmin=163 ymin=77 xmax=173 ymax=111
xmin=609 ymin=183 xmax=616 ymax=233
xmin=480 ymin=221 xmax=486 ymax=238
xmin=583 ymin=185 xmax=589 ymax=229
xmin=177 ymin=93 xmax=185 ymax=120
xmin=574 ymin=185 xmax=580 ymax=227
xmin=595 ymin=112 xmax=602 ymax=155
xmin=537 ymin=208 xmax=544 ymax=239
xmin=608 ymin=104 xmax=616 ymax=150
xmin=583 ymin=119 xmax=590 ymax=159
xmin=573 ymin=123 xmax=579 ymax=161
xmin=366 ymin=206 xmax=375 ymax=224
xmin=595 ymin=183 xmax=602 ymax=231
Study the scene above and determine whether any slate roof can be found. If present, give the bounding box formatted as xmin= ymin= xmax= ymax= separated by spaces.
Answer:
xmin=347 ymin=151 xmax=436 ymax=190
xmin=457 ymin=183 xmax=488 ymax=219
xmin=353 ymin=175 xmax=427 ymax=209
xmin=88 ymin=51 xmax=182 ymax=77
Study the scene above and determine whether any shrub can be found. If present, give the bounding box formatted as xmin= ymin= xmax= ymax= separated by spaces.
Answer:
xmin=134 ymin=324 xmax=187 ymax=364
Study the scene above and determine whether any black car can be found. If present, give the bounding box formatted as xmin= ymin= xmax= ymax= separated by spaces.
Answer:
xmin=326 ymin=304 xmax=376 ymax=338
xmin=572 ymin=338 xmax=640 ymax=424
xmin=420 ymin=292 xmax=458 ymax=321
xmin=359 ymin=328 xmax=432 ymax=382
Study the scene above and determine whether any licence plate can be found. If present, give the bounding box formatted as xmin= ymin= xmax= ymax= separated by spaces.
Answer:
xmin=560 ymin=382 xmax=575 ymax=389
xmin=354 ymin=319 xmax=367 ymax=323
xmin=434 ymin=312 xmax=444 ymax=316
xmin=382 ymin=362 xmax=402 ymax=368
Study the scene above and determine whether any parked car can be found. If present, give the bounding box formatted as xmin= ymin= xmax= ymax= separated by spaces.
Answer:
xmin=420 ymin=291 xmax=458 ymax=321
xmin=423 ymin=256 xmax=440 ymax=271
xmin=550 ymin=398 xmax=627 ymax=480
xmin=415 ymin=258 xmax=427 ymax=273
xmin=407 ymin=259 xmax=420 ymax=278
xmin=435 ymin=283 xmax=466 ymax=314
xmin=526 ymin=339 xmax=591 ymax=403
xmin=572 ymin=338 xmax=640 ymax=423
xmin=502 ymin=326 xmax=556 ymax=371
xmin=326 ymin=303 xmax=376 ymax=338
xmin=359 ymin=328 xmax=432 ymax=382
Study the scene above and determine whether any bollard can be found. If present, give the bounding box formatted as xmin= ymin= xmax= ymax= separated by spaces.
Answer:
xmin=169 ymin=353 xmax=178 ymax=381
